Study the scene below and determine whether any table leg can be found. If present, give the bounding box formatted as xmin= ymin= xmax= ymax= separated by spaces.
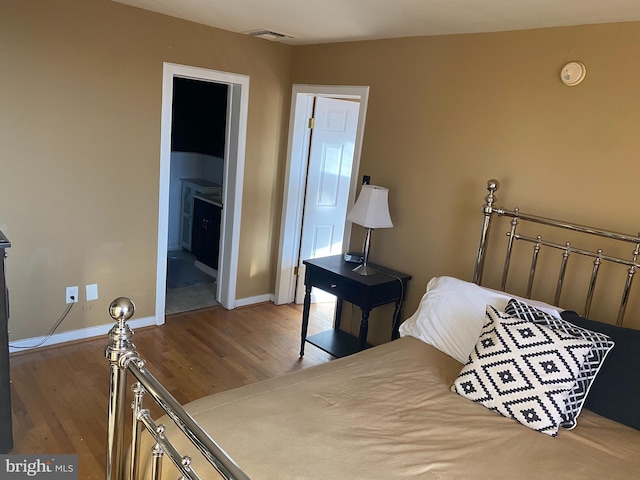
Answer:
xmin=300 ymin=284 xmax=312 ymax=356
xmin=334 ymin=297 xmax=344 ymax=330
xmin=358 ymin=308 xmax=370 ymax=349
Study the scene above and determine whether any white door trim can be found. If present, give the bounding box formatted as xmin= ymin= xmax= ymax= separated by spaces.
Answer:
xmin=274 ymin=84 xmax=370 ymax=305
xmin=156 ymin=62 xmax=249 ymax=324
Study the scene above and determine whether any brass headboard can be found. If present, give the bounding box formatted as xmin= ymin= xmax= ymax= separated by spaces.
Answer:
xmin=473 ymin=179 xmax=640 ymax=326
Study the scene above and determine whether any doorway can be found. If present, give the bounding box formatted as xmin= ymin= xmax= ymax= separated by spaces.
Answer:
xmin=155 ymin=63 xmax=249 ymax=325
xmin=274 ymin=85 xmax=370 ymax=305
xmin=294 ymin=96 xmax=360 ymax=303
xmin=165 ymin=77 xmax=228 ymax=315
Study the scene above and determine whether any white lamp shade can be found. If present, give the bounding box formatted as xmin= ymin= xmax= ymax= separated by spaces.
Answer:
xmin=347 ymin=185 xmax=393 ymax=229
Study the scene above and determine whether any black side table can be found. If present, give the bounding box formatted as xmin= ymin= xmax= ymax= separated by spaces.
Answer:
xmin=300 ymin=255 xmax=411 ymax=358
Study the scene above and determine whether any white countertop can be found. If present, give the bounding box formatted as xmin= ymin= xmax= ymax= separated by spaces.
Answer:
xmin=181 ymin=178 xmax=222 ymax=188
xmin=193 ymin=194 xmax=223 ymax=207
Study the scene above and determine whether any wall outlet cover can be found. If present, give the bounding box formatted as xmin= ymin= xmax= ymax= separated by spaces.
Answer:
xmin=66 ymin=286 xmax=79 ymax=304
xmin=86 ymin=283 xmax=99 ymax=301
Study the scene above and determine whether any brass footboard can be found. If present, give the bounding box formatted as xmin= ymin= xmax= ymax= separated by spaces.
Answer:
xmin=474 ymin=179 xmax=640 ymax=326
xmin=105 ymin=298 xmax=250 ymax=480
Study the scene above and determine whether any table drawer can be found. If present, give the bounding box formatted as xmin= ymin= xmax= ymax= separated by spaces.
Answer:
xmin=306 ymin=267 xmax=370 ymax=305
xmin=308 ymin=267 xmax=352 ymax=294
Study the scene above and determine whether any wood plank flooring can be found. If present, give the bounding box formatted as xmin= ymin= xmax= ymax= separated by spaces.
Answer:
xmin=8 ymin=302 xmax=334 ymax=479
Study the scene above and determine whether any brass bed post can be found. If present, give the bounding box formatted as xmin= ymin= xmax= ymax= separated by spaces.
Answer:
xmin=130 ymin=382 xmax=147 ymax=480
xmin=105 ymin=297 xmax=137 ymax=480
xmin=501 ymin=210 xmax=519 ymax=291
xmin=103 ymin=296 xmax=250 ymax=480
xmin=151 ymin=443 xmax=164 ymax=480
xmin=473 ymin=179 xmax=500 ymax=285
xmin=554 ymin=242 xmax=571 ymax=306
xmin=617 ymin=241 xmax=640 ymax=326
xmin=584 ymin=250 xmax=602 ymax=319
xmin=525 ymin=236 xmax=542 ymax=299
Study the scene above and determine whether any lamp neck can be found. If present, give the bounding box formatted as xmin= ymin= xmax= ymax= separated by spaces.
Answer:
xmin=362 ymin=227 xmax=373 ymax=266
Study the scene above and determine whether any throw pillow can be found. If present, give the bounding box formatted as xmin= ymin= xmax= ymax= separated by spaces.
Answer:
xmin=452 ymin=305 xmax=592 ymax=436
xmin=560 ymin=310 xmax=640 ymax=430
xmin=505 ymin=298 xmax=614 ymax=429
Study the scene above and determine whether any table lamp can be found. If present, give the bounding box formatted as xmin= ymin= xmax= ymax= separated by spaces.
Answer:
xmin=346 ymin=185 xmax=393 ymax=275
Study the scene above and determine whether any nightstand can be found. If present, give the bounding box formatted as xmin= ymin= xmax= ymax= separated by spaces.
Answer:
xmin=299 ymin=255 xmax=411 ymax=358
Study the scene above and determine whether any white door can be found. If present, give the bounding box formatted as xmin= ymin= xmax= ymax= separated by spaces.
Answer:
xmin=295 ymin=97 xmax=360 ymax=303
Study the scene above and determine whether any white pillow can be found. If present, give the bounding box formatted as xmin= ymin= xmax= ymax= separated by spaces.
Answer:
xmin=398 ymin=276 xmax=562 ymax=364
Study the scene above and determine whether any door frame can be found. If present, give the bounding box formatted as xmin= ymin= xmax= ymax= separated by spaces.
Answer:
xmin=156 ymin=62 xmax=249 ymax=324
xmin=274 ymin=84 xmax=370 ymax=305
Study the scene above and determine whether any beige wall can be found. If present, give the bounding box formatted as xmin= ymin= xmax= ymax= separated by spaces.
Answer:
xmin=0 ymin=0 xmax=292 ymax=340
xmin=292 ymin=22 xmax=640 ymax=336
xmin=3 ymin=1 xmax=640 ymax=344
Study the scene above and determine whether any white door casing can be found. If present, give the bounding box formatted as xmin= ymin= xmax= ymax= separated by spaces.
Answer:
xmin=156 ymin=63 xmax=249 ymax=324
xmin=294 ymin=97 xmax=360 ymax=303
xmin=274 ymin=85 xmax=370 ymax=305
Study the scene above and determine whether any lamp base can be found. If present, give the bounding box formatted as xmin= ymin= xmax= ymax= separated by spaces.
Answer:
xmin=352 ymin=263 xmax=377 ymax=276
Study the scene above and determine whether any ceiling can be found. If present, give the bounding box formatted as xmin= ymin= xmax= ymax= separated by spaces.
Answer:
xmin=112 ymin=0 xmax=640 ymax=45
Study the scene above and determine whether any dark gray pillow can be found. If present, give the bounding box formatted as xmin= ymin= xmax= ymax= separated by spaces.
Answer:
xmin=560 ymin=310 xmax=640 ymax=430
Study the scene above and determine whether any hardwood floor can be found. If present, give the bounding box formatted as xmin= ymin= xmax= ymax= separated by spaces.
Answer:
xmin=9 ymin=302 xmax=335 ymax=479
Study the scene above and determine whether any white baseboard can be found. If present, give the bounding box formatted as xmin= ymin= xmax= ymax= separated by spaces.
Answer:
xmin=235 ymin=293 xmax=274 ymax=308
xmin=194 ymin=260 xmax=217 ymax=279
xmin=9 ymin=291 xmax=277 ymax=353
xmin=9 ymin=315 xmax=157 ymax=353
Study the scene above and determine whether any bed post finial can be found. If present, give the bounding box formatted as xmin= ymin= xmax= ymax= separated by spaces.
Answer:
xmin=109 ymin=296 xmax=135 ymax=322
xmin=485 ymin=179 xmax=500 ymax=206
xmin=105 ymin=297 xmax=137 ymax=480
xmin=473 ymin=179 xmax=500 ymax=285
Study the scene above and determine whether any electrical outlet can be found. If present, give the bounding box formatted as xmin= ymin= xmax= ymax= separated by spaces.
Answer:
xmin=66 ymin=286 xmax=79 ymax=304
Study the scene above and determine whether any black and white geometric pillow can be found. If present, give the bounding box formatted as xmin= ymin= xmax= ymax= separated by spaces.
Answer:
xmin=452 ymin=305 xmax=592 ymax=436
xmin=505 ymin=298 xmax=615 ymax=429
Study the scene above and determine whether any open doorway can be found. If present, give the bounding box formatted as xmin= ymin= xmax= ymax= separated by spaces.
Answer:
xmin=165 ymin=77 xmax=227 ymax=315
xmin=155 ymin=63 xmax=249 ymax=325
xmin=274 ymin=85 xmax=370 ymax=305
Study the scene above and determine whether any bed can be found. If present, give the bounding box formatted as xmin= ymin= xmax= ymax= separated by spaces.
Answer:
xmin=105 ymin=179 xmax=640 ymax=479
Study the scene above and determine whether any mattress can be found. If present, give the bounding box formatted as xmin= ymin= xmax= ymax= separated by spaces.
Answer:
xmin=142 ymin=337 xmax=640 ymax=479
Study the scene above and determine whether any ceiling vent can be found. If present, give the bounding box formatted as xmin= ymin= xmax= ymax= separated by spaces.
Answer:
xmin=246 ymin=29 xmax=295 ymax=41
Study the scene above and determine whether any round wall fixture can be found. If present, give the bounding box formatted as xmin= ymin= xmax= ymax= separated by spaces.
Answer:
xmin=560 ymin=61 xmax=586 ymax=86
